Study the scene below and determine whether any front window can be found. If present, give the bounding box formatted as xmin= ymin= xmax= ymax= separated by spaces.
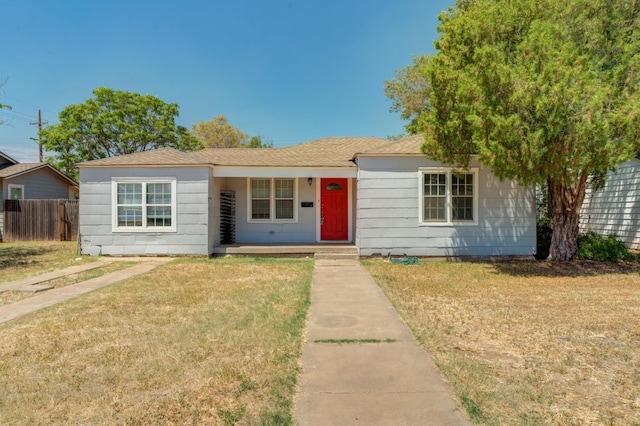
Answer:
xmin=112 ymin=179 xmax=176 ymax=232
xmin=275 ymin=179 xmax=294 ymax=219
xmin=422 ymin=173 xmax=446 ymax=221
xmin=248 ymin=178 xmax=297 ymax=222
xmin=8 ymin=184 xmax=24 ymax=200
xmin=419 ymin=169 xmax=477 ymax=224
xmin=451 ymin=174 xmax=474 ymax=221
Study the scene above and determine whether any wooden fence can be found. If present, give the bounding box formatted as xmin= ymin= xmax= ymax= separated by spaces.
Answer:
xmin=2 ymin=199 xmax=79 ymax=242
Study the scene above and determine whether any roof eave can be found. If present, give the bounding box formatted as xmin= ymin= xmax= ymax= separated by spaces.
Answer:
xmin=3 ymin=164 xmax=78 ymax=187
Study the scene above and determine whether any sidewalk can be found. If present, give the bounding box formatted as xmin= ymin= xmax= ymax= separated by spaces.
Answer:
xmin=294 ymin=259 xmax=470 ymax=425
xmin=0 ymin=258 xmax=172 ymax=324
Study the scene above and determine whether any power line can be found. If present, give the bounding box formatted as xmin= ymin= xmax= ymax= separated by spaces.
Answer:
xmin=0 ymin=111 xmax=33 ymax=123
xmin=3 ymin=96 xmax=57 ymax=116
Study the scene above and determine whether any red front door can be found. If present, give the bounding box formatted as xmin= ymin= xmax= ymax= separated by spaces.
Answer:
xmin=321 ymin=178 xmax=348 ymax=241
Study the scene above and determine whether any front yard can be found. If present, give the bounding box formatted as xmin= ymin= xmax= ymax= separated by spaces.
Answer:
xmin=0 ymin=241 xmax=97 ymax=283
xmin=3 ymin=240 xmax=638 ymax=425
xmin=0 ymin=256 xmax=313 ymax=425
xmin=364 ymin=259 xmax=640 ymax=425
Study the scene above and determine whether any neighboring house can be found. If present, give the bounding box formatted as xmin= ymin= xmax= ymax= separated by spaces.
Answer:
xmin=581 ymin=157 xmax=640 ymax=249
xmin=0 ymin=151 xmax=79 ymax=241
xmin=77 ymin=136 xmax=536 ymax=257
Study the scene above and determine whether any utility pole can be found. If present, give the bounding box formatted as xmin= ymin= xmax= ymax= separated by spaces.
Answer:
xmin=29 ymin=109 xmax=48 ymax=162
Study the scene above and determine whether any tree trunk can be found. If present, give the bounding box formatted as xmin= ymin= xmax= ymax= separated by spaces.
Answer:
xmin=547 ymin=175 xmax=588 ymax=261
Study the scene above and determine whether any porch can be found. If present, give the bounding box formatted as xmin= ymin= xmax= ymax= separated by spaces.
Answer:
xmin=211 ymin=243 xmax=358 ymax=259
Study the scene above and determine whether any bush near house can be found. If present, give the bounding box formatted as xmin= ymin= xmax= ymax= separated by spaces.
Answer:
xmin=536 ymin=224 xmax=633 ymax=262
xmin=576 ymin=232 xmax=634 ymax=262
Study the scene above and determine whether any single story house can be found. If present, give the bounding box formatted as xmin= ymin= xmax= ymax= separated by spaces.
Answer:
xmin=77 ymin=136 xmax=536 ymax=257
xmin=581 ymin=156 xmax=640 ymax=249
xmin=1 ymin=151 xmax=79 ymax=241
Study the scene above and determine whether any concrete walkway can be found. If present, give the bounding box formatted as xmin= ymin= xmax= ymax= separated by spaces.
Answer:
xmin=294 ymin=259 xmax=470 ymax=425
xmin=0 ymin=258 xmax=172 ymax=324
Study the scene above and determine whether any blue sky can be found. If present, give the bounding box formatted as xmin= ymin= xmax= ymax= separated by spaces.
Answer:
xmin=1 ymin=0 xmax=452 ymax=162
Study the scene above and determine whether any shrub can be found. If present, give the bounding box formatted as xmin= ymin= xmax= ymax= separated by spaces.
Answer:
xmin=576 ymin=232 xmax=634 ymax=262
xmin=535 ymin=218 xmax=552 ymax=260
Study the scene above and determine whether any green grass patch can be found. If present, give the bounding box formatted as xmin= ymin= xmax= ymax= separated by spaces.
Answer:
xmin=313 ymin=338 xmax=397 ymax=344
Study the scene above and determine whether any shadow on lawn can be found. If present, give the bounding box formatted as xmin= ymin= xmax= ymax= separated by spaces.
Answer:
xmin=492 ymin=259 xmax=640 ymax=278
xmin=0 ymin=245 xmax=52 ymax=270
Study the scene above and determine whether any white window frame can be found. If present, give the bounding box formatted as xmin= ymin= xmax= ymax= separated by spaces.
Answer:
xmin=111 ymin=178 xmax=177 ymax=232
xmin=7 ymin=184 xmax=24 ymax=200
xmin=247 ymin=178 xmax=298 ymax=223
xmin=418 ymin=168 xmax=478 ymax=226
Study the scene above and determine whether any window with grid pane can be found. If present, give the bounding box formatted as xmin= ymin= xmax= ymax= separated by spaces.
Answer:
xmin=113 ymin=180 xmax=175 ymax=231
xmin=248 ymin=178 xmax=297 ymax=222
xmin=146 ymin=183 xmax=172 ymax=226
xmin=275 ymin=179 xmax=294 ymax=219
xmin=423 ymin=173 xmax=446 ymax=221
xmin=117 ymin=183 xmax=143 ymax=227
xmin=451 ymin=174 xmax=474 ymax=221
xmin=251 ymin=179 xmax=271 ymax=219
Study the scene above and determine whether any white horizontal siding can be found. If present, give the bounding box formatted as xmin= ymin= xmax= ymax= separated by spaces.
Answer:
xmin=581 ymin=159 xmax=640 ymax=249
xmin=356 ymin=156 xmax=536 ymax=257
xmin=79 ymin=167 xmax=211 ymax=256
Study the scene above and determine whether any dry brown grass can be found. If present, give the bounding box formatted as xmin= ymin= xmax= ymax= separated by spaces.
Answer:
xmin=0 ymin=257 xmax=313 ymax=425
xmin=0 ymin=261 xmax=139 ymax=307
xmin=363 ymin=259 xmax=640 ymax=425
xmin=0 ymin=241 xmax=97 ymax=283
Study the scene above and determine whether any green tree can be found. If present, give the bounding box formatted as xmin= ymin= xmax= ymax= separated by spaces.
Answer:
xmin=192 ymin=115 xmax=248 ymax=148
xmin=192 ymin=115 xmax=273 ymax=148
xmin=246 ymin=135 xmax=273 ymax=148
xmin=386 ymin=0 xmax=640 ymax=261
xmin=42 ymin=87 xmax=201 ymax=179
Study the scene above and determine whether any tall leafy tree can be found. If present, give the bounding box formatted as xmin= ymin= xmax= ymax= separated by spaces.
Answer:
xmin=386 ymin=0 xmax=640 ymax=261
xmin=42 ymin=87 xmax=202 ymax=179
xmin=192 ymin=115 xmax=272 ymax=148
xmin=191 ymin=115 xmax=249 ymax=148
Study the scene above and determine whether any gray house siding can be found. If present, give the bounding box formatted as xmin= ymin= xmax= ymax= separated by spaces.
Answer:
xmin=356 ymin=156 xmax=536 ymax=257
xmin=1 ymin=168 xmax=75 ymax=241
xmin=223 ymin=177 xmax=318 ymax=243
xmin=581 ymin=159 xmax=640 ymax=249
xmin=79 ymin=167 xmax=211 ymax=256
xmin=2 ymin=168 xmax=72 ymax=199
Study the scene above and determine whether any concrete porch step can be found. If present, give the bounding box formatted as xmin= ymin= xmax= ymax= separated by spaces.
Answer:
xmin=314 ymin=253 xmax=359 ymax=260
xmin=213 ymin=244 xmax=358 ymax=256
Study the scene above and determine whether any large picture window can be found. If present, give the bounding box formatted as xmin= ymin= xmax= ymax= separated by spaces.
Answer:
xmin=112 ymin=179 xmax=176 ymax=232
xmin=248 ymin=178 xmax=297 ymax=222
xmin=419 ymin=169 xmax=477 ymax=224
